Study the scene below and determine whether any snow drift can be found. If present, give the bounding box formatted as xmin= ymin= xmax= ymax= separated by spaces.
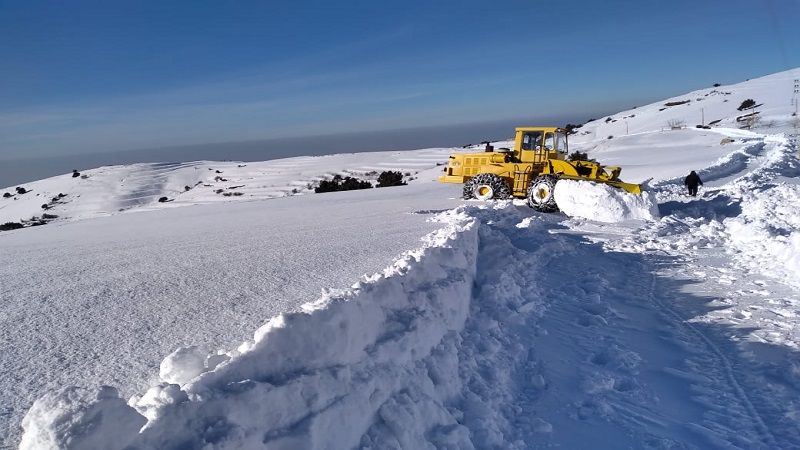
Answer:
xmin=717 ymin=135 xmax=800 ymax=286
xmin=726 ymin=187 xmax=800 ymax=287
xmin=20 ymin=209 xmax=479 ymax=450
xmin=554 ymin=180 xmax=659 ymax=223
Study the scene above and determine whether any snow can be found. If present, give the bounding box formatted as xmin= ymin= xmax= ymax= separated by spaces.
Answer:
xmin=0 ymin=183 xmax=464 ymax=447
xmin=554 ymin=179 xmax=659 ymax=222
xmin=6 ymin=67 xmax=800 ymax=448
xmin=19 ymin=208 xmax=479 ymax=449
xmin=19 ymin=387 xmax=146 ymax=450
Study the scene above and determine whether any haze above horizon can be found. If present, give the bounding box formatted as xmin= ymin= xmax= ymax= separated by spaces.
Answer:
xmin=1 ymin=0 xmax=799 ymax=160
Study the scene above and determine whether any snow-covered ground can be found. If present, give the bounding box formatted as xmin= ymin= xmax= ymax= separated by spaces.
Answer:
xmin=3 ymin=68 xmax=800 ymax=449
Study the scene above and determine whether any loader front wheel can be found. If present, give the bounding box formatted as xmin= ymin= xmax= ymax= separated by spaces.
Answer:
xmin=527 ymin=175 xmax=559 ymax=212
xmin=464 ymin=173 xmax=511 ymax=201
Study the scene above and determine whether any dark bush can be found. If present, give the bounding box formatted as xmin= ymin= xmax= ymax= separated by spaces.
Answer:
xmin=568 ymin=151 xmax=590 ymax=161
xmin=664 ymin=100 xmax=690 ymax=107
xmin=377 ymin=171 xmax=406 ymax=188
xmin=564 ymin=123 xmax=583 ymax=134
xmin=2 ymin=192 xmax=11 ymax=198
xmin=72 ymin=170 xmax=80 ymax=178
xmin=0 ymin=222 xmax=24 ymax=231
xmin=605 ymin=117 xmax=613 ymax=123
xmin=184 ymin=185 xmax=191 ymax=192
xmin=42 ymin=213 xmax=59 ymax=219
xmin=158 ymin=196 xmax=169 ymax=203
xmin=713 ymin=83 xmax=721 ymax=87
xmin=315 ymin=175 xmax=372 ymax=193
xmin=737 ymin=99 xmax=756 ymax=111
xmin=16 ymin=187 xmax=27 ymax=194
xmin=607 ymin=135 xmax=614 ymax=139
xmin=41 ymin=204 xmax=50 ymax=210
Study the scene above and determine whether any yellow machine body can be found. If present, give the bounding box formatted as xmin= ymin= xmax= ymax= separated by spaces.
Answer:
xmin=438 ymin=127 xmax=641 ymax=195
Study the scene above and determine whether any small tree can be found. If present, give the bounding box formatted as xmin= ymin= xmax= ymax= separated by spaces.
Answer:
xmin=567 ymin=151 xmax=591 ymax=161
xmin=376 ymin=171 xmax=406 ymax=188
xmin=315 ymin=175 xmax=372 ymax=193
xmin=667 ymin=119 xmax=685 ymax=129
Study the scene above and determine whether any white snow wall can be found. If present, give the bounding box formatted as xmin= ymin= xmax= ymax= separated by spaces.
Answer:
xmin=20 ymin=209 xmax=479 ymax=450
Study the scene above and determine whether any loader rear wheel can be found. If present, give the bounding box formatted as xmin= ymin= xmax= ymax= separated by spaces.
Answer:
xmin=464 ymin=173 xmax=511 ymax=201
xmin=527 ymin=175 xmax=559 ymax=212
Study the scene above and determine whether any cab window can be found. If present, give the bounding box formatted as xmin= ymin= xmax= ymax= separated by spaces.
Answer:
xmin=522 ymin=132 xmax=543 ymax=150
xmin=556 ymin=133 xmax=568 ymax=153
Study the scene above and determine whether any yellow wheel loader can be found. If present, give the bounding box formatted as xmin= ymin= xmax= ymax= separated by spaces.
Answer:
xmin=438 ymin=127 xmax=641 ymax=212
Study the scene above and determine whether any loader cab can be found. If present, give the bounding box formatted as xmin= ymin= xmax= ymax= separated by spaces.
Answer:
xmin=515 ymin=127 xmax=568 ymax=163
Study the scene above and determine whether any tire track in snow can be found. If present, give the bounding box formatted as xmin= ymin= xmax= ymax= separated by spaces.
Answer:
xmin=646 ymin=269 xmax=777 ymax=448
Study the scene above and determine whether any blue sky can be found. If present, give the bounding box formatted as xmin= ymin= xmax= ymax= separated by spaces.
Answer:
xmin=1 ymin=0 xmax=798 ymax=159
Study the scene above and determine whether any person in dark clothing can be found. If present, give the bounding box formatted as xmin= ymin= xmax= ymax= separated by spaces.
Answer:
xmin=684 ymin=170 xmax=703 ymax=196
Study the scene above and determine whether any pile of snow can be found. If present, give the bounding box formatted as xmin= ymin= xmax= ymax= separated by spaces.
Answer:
xmin=725 ymin=183 xmax=800 ymax=287
xmin=20 ymin=208 xmax=479 ymax=449
xmin=19 ymin=386 xmax=145 ymax=450
xmin=554 ymin=180 xmax=659 ymax=223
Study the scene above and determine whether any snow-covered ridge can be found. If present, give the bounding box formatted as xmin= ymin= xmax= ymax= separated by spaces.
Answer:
xmin=20 ymin=208 xmax=480 ymax=449
xmin=573 ymin=68 xmax=800 ymax=142
xmin=0 ymin=148 xmax=455 ymax=227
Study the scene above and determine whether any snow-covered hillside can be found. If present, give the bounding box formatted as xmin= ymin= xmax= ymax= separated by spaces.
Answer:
xmin=3 ymin=68 xmax=800 ymax=449
xmin=0 ymin=148 xmax=455 ymax=227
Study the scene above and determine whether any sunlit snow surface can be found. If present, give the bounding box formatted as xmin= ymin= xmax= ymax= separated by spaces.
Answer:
xmin=6 ymin=68 xmax=800 ymax=449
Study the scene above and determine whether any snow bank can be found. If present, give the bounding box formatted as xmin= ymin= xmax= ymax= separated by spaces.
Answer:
xmin=554 ymin=180 xmax=659 ymax=223
xmin=19 ymin=386 xmax=146 ymax=450
xmin=725 ymin=183 xmax=800 ymax=287
xmin=20 ymin=208 xmax=479 ymax=450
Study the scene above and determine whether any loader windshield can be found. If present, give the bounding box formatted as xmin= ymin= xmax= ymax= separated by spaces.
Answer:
xmin=521 ymin=131 xmax=543 ymax=150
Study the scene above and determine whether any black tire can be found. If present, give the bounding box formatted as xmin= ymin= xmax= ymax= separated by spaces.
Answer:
xmin=527 ymin=175 xmax=559 ymax=212
xmin=463 ymin=173 xmax=511 ymax=200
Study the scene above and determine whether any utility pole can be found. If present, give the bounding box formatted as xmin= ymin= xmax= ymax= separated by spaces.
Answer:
xmin=794 ymin=78 xmax=799 ymax=139
xmin=625 ymin=120 xmax=629 ymax=135
xmin=701 ymin=107 xmax=705 ymax=126
xmin=792 ymin=78 xmax=799 ymax=157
